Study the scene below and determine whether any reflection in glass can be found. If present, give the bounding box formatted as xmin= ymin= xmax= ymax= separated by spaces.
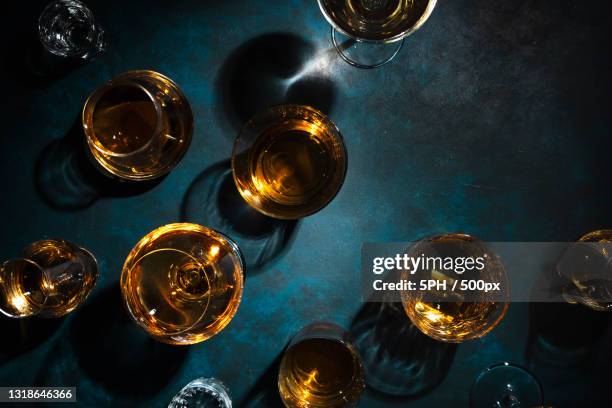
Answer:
xmin=0 ymin=239 xmax=98 ymax=318
xmin=278 ymin=323 xmax=365 ymax=408
xmin=558 ymin=229 xmax=612 ymax=311
xmin=469 ymin=362 xmax=543 ymax=408
xmin=82 ymin=70 xmax=193 ymax=181
xmin=39 ymin=0 xmax=105 ymax=60
xmin=400 ymin=233 xmax=509 ymax=343
xmin=232 ymin=105 xmax=347 ymax=220
xmin=317 ymin=0 xmax=437 ymax=68
xmin=168 ymin=377 xmax=232 ymax=408
xmin=121 ymin=223 xmax=244 ymax=345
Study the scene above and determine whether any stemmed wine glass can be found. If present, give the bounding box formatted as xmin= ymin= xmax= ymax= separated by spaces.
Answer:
xmin=470 ymin=362 xmax=544 ymax=408
xmin=317 ymin=0 xmax=437 ymax=68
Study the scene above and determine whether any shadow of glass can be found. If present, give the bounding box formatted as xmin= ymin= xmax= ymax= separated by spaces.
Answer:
xmin=0 ymin=315 xmax=65 ymax=367
xmin=526 ymin=301 xmax=611 ymax=369
xmin=181 ymin=160 xmax=298 ymax=275
xmin=215 ymin=32 xmax=337 ymax=135
xmin=349 ymin=301 xmax=456 ymax=399
xmin=67 ymin=284 xmax=188 ymax=397
xmin=236 ymin=351 xmax=285 ymax=408
xmin=35 ymin=117 xmax=165 ymax=211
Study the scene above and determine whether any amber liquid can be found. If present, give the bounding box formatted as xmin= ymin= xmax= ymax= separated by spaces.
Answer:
xmin=84 ymin=71 xmax=193 ymax=181
xmin=278 ymin=337 xmax=365 ymax=408
xmin=121 ymin=225 xmax=243 ymax=344
xmin=236 ymin=119 xmax=346 ymax=219
xmin=321 ymin=0 xmax=431 ymax=40
xmin=0 ymin=240 xmax=97 ymax=318
xmin=406 ymin=300 xmax=507 ymax=343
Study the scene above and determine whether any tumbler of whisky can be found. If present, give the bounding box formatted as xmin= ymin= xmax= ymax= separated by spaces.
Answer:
xmin=0 ymin=239 xmax=98 ymax=318
xmin=121 ymin=223 xmax=244 ymax=345
xmin=278 ymin=322 xmax=365 ymax=408
xmin=82 ymin=70 xmax=193 ymax=181
xmin=232 ymin=105 xmax=347 ymax=220
xmin=400 ymin=233 xmax=509 ymax=343
xmin=557 ymin=229 xmax=612 ymax=311
xmin=317 ymin=0 xmax=437 ymax=68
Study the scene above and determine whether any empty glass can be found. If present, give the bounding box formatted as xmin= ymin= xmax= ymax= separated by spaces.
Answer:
xmin=317 ymin=0 xmax=437 ymax=68
xmin=0 ymin=239 xmax=98 ymax=318
xmin=39 ymin=0 xmax=105 ymax=60
xmin=232 ymin=105 xmax=347 ymax=219
xmin=470 ymin=362 xmax=543 ymax=408
xmin=82 ymin=70 xmax=194 ymax=181
xmin=168 ymin=377 xmax=232 ymax=408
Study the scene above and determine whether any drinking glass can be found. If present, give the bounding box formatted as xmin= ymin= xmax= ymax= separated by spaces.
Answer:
xmin=317 ymin=0 xmax=437 ymax=68
xmin=0 ymin=239 xmax=98 ymax=318
xmin=469 ymin=362 xmax=543 ymax=408
xmin=168 ymin=377 xmax=232 ymax=408
xmin=82 ymin=70 xmax=193 ymax=181
xmin=121 ymin=223 xmax=244 ymax=345
xmin=400 ymin=233 xmax=509 ymax=343
xmin=232 ymin=105 xmax=347 ymax=220
xmin=278 ymin=322 xmax=365 ymax=408
xmin=557 ymin=229 xmax=612 ymax=311
xmin=39 ymin=0 xmax=105 ymax=60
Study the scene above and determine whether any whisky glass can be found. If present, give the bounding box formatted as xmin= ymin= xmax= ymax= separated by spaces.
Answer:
xmin=83 ymin=70 xmax=193 ymax=181
xmin=278 ymin=322 xmax=365 ymax=408
xmin=317 ymin=0 xmax=437 ymax=68
xmin=557 ymin=229 xmax=612 ymax=311
xmin=121 ymin=223 xmax=244 ymax=345
xmin=232 ymin=105 xmax=347 ymax=220
xmin=400 ymin=233 xmax=509 ymax=343
xmin=469 ymin=362 xmax=543 ymax=408
xmin=168 ymin=377 xmax=232 ymax=408
xmin=39 ymin=0 xmax=105 ymax=60
xmin=0 ymin=239 xmax=98 ymax=318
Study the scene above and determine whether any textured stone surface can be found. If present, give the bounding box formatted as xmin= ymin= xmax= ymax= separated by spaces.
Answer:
xmin=0 ymin=0 xmax=611 ymax=406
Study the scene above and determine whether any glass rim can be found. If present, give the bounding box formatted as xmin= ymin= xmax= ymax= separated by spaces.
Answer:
xmin=82 ymin=72 xmax=164 ymax=159
xmin=120 ymin=223 xmax=245 ymax=343
xmin=38 ymin=0 xmax=98 ymax=58
xmin=470 ymin=362 xmax=544 ymax=406
xmin=231 ymin=104 xmax=348 ymax=220
xmin=0 ymin=258 xmax=47 ymax=318
xmin=317 ymin=0 xmax=438 ymax=44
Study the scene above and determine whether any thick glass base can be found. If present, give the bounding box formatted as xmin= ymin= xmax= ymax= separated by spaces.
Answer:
xmin=331 ymin=27 xmax=403 ymax=69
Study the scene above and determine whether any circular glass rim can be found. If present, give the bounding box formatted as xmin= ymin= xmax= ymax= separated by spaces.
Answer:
xmin=469 ymin=361 xmax=544 ymax=407
xmin=231 ymin=104 xmax=348 ymax=220
xmin=38 ymin=0 xmax=98 ymax=58
xmin=82 ymin=72 xmax=164 ymax=159
xmin=120 ymin=223 xmax=245 ymax=344
xmin=317 ymin=0 xmax=438 ymax=44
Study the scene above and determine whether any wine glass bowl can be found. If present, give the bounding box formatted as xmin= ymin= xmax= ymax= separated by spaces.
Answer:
xmin=120 ymin=223 xmax=244 ymax=345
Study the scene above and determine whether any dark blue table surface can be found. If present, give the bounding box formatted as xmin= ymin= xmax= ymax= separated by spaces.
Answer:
xmin=1 ymin=0 xmax=611 ymax=407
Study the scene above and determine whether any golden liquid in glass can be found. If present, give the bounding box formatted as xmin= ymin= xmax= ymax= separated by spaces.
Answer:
xmin=0 ymin=240 xmax=97 ymax=318
xmin=278 ymin=337 xmax=365 ymax=408
xmin=405 ymin=300 xmax=507 ymax=343
xmin=320 ymin=0 xmax=432 ymax=41
xmin=235 ymin=119 xmax=346 ymax=219
xmin=83 ymin=71 xmax=193 ymax=181
xmin=121 ymin=224 xmax=243 ymax=345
